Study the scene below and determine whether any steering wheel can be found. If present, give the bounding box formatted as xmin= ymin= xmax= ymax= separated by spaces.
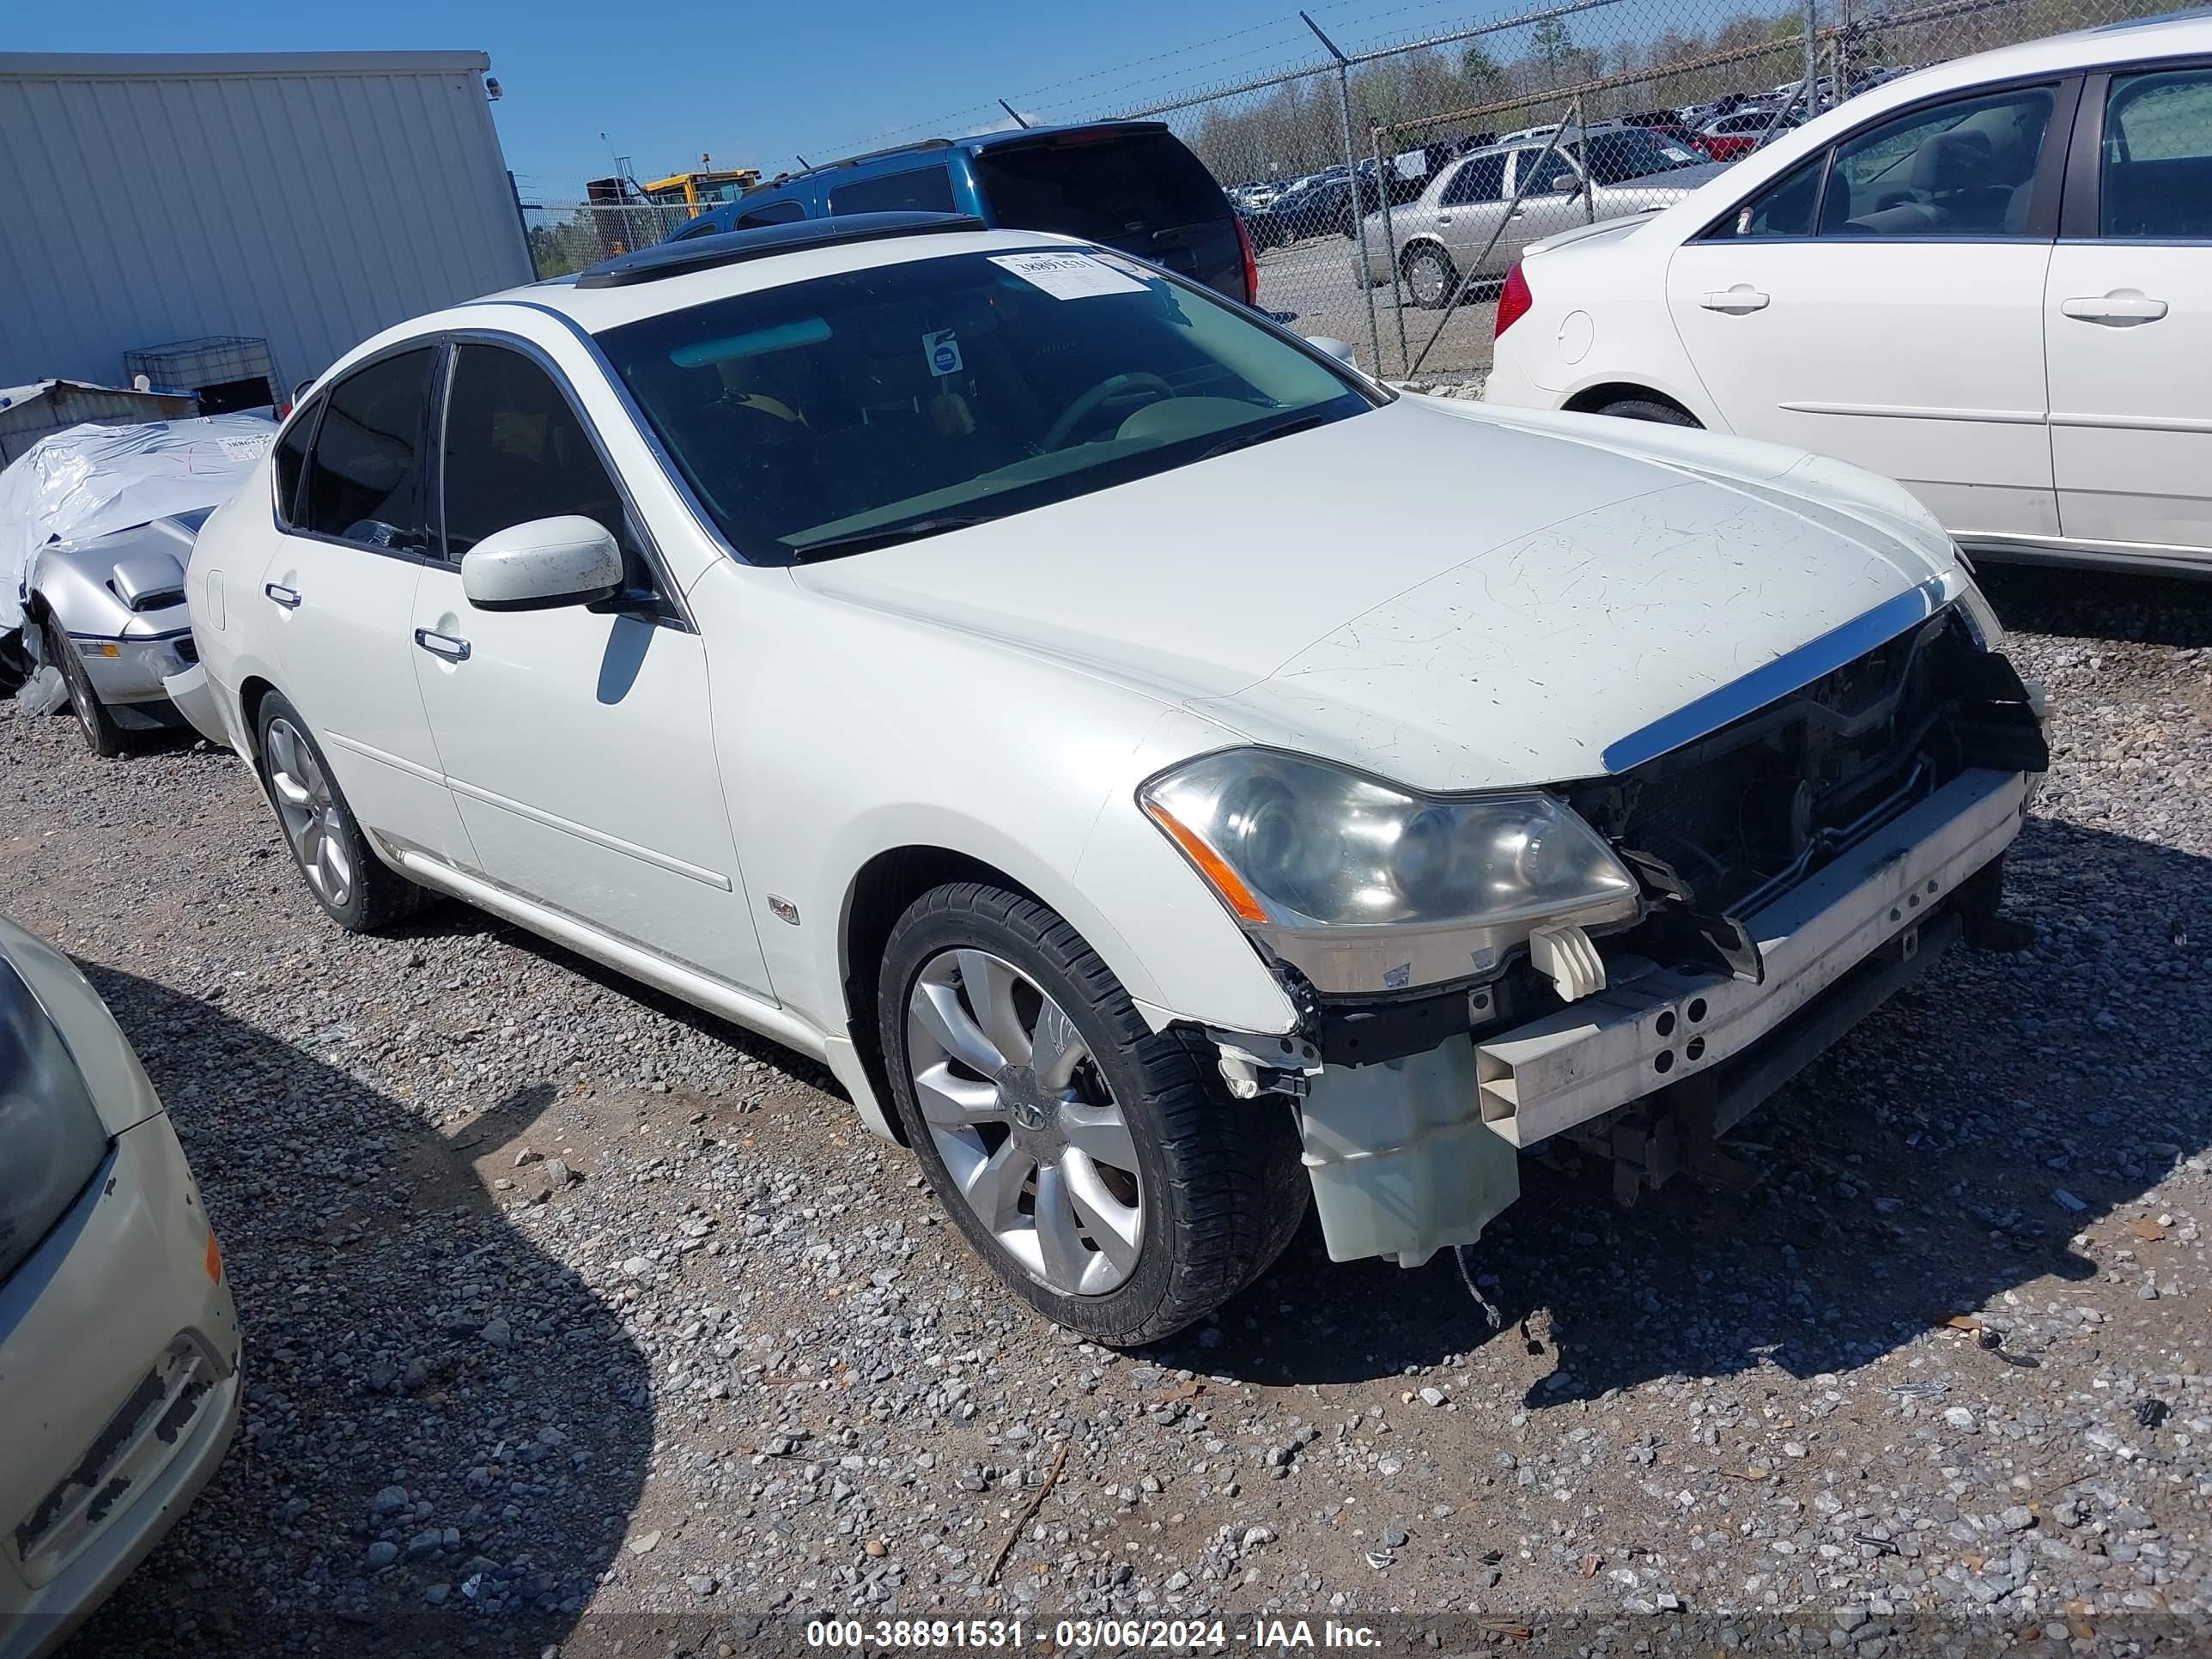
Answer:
xmin=1041 ymin=373 xmax=1176 ymax=453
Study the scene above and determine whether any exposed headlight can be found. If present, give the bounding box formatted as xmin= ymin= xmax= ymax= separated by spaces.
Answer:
xmin=1954 ymin=570 xmax=2006 ymax=652
xmin=1140 ymin=750 xmax=1640 ymax=993
xmin=0 ymin=959 xmax=111 ymax=1283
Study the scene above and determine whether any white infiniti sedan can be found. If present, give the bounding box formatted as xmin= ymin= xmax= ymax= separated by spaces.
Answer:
xmin=185 ymin=213 xmax=2047 ymax=1342
xmin=1483 ymin=15 xmax=2212 ymax=578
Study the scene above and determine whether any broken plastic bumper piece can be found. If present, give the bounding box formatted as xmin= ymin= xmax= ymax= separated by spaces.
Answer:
xmin=1475 ymin=765 xmax=2028 ymax=1150
xmin=1274 ymin=764 xmax=2028 ymax=1267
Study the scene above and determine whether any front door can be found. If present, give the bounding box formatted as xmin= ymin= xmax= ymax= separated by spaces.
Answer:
xmin=410 ymin=340 xmax=774 ymax=996
xmin=2045 ymin=62 xmax=2212 ymax=556
xmin=262 ymin=345 xmax=473 ymax=865
xmin=1666 ymin=80 xmax=2073 ymax=539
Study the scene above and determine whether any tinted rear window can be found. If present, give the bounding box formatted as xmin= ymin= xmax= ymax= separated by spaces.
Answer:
xmin=974 ymin=133 xmax=1228 ymax=240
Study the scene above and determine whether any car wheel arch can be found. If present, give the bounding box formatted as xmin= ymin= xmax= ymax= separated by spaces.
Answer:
xmin=237 ymin=674 xmax=280 ymax=763
xmin=837 ymin=845 xmax=1047 ymax=1147
xmin=1562 ymin=381 xmax=1705 ymax=425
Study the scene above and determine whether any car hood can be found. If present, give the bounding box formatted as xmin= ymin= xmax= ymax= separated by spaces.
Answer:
xmin=793 ymin=395 xmax=1964 ymax=793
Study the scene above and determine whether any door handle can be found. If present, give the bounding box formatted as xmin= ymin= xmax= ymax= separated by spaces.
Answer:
xmin=1437 ymin=213 xmax=1453 ymax=225
xmin=1700 ymin=285 xmax=1771 ymax=313
xmin=264 ymin=582 xmax=301 ymax=608
xmin=1508 ymin=207 xmax=1526 ymax=218
xmin=2061 ymin=292 xmax=2167 ymax=325
xmin=413 ymin=628 xmax=471 ymax=662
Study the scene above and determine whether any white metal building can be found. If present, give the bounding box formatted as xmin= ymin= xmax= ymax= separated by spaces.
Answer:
xmin=0 ymin=51 xmax=535 ymax=396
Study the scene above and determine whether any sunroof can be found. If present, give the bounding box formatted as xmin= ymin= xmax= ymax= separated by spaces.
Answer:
xmin=574 ymin=211 xmax=988 ymax=289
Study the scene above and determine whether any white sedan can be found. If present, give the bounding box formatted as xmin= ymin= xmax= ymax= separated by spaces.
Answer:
xmin=0 ymin=917 xmax=240 ymax=1656
xmin=1485 ymin=14 xmax=2212 ymax=578
xmin=185 ymin=213 xmax=2045 ymax=1342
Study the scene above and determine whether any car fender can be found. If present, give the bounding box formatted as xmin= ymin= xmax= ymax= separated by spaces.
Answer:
xmin=690 ymin=561 xmax=1298 ymax=1049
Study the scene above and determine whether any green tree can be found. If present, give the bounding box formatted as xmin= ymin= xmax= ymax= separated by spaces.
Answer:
xmin=1460 ymin=42 xmax=1504 ymax=94
xmin=1532 ymin=17 xmax=1573 ymax=81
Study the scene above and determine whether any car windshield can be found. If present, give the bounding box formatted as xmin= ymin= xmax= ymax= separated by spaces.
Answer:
xmin=598 ymin=247 xmax=1374 ymax=562
xmin=1572 ymin=128 xmax=1706 ymax=182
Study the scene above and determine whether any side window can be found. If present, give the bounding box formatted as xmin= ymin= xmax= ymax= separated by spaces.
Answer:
xmin=298 ymin=348 xmax=436 ymax=552
xmin=440 ymin=343 xmax=651 ymax=587
xmin=2100 ymin=67 xmax=2212 ymax=239
xmin=672 ymin=216 xmax=726 ymax=241
xmin=1518 ymin=148 xmax=1579 ymax=196
xmin=1440 ymin=153 xmax=1507 ymax=206
xmin=1820 ymin=84 xmax=2057 ymax=236
xmin=272 ymin=401 xmax=319 ymax=522
xmin=734 ymin=197 xmax=807 ymax=229
xmin=1708 ymin=153 xmax=1826 ymax=239
xmin=829 ymin=165 xmax=957 ymax=216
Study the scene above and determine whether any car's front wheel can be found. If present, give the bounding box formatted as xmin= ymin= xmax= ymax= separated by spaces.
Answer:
xmin=254 ymin=691 xmax=424 ymax=933
xmin=42 ymin=617 xmax=125 ymax=757
xmin=879 ymin=882 xmax=1306 ymax=1346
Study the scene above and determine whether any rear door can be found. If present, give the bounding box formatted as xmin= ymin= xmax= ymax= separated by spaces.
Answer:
xmin=1666 ymin=78 xmax=2076 ymax=538
xmin=969 ymin=128 xmax=1244 ymax=301
xmin=2045 ymin=60 xmax=2212 ymax=556
xmin=1431 ymin=150 xmax=1513 ymax=272
xmin=260 ymin=346 xmax=473 ymax=865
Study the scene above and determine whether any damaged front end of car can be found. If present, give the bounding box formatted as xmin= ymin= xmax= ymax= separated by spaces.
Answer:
xmin=1155 ymin=583 xmax=2049 ymax=1268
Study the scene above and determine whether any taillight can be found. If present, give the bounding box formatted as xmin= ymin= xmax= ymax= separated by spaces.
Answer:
xmin=1236 ymin=214 xmax=1260 ymax=307
xmin=1495 ymin=261 xmax=1533 ymax=338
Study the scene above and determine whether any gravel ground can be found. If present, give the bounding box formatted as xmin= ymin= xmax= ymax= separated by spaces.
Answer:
xmin=3 ymin=567 xmax=2209 ymax=1659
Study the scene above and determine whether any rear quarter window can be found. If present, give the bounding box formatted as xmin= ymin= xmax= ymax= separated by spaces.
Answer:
xmin=974 ymin=133 xmax=1229 ymax=240
xmin=828 ymin=166 xmax=957 ymax=215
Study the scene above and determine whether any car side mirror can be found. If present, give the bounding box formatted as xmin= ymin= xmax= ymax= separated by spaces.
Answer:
xmin=1304 ymin=335 xmax=1359 ymax=369
xmin=460 ymin=516 xmax=624 ymax=612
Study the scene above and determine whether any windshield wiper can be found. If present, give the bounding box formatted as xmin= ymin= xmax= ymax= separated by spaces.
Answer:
xmin=788 ymin=515 xmax=992 ymax=562
xmin=1196 ymin=411 xmax=1334 ymax=463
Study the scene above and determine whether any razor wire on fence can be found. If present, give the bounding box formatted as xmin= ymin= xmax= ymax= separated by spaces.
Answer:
xmin=523 ymin=0 xmax=2187 ymax=378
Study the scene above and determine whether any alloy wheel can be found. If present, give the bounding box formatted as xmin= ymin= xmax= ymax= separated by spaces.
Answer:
xmin=1408 ymin=252 xmax=1449 ymax=307
xmin=906 ymin=949 xmax=1145 ymax=1296
xmin=264 ymin=717 xmax=355 ymax=911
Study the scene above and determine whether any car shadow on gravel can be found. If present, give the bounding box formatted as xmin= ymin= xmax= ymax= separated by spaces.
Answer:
xmin=63 ymin=967 xmax=653 ymax=1659
xmin=1978 ymin=565 xmax=2212 ymax=647
xmin=1165 ymin=817 xmax=2212 ymax=1408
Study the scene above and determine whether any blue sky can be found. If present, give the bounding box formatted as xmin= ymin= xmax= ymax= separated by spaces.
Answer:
xmin=6 ymin=0 xmax=1515 ymax=199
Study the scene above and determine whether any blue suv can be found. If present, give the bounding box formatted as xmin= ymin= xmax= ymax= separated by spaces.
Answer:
xmin=663 ymin=121 xmax=1256 ymax=307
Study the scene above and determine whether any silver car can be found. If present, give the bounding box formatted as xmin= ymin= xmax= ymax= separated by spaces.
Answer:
xmin=1361 ymin=127 xmax=1728 ymax=307
xmin=24 ymin=514 xmax=204 ymax=757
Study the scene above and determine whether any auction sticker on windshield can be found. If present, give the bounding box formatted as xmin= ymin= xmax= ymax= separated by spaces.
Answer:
xmin=989 ymin=251 xmax=1146 ymax=299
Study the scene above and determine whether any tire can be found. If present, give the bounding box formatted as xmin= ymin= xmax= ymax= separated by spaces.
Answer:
xmin=254 ymin=691 xmax=424 ymax=933
xmin=1401 ymin=243 xmax=1458 ymax=310
xmin=1593 ymin=397 xmax=1700 ymax=428
xmin=43 ymin=617 xmax=125 ymax=757
xmin=878 ymin=882 xmax=1307 ymax=1346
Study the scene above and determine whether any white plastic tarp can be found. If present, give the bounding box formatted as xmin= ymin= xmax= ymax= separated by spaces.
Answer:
xmin=0 ymin=415 xmax=276 ymax=633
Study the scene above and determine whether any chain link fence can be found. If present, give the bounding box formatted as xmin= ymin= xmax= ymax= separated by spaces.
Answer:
xmin=1110 ymin=0 xmax=2176 ymax=382
xmin=522 ymin=0 xmax=2179 ymax=374
xmin=522 ymin=202 xmax=704 ymax=280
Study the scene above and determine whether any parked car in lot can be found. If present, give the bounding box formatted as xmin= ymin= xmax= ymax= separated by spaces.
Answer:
xmin=1363 ymin=125 xmax=1725 ymax=307
xmin=1698 ymin=106 xmax=1802 ymax=159
xmin=184 ymin=211 xmax=2044 ymax=1342
xmin=1 ymin=416 xmax=274 ymax=754
xmin=0 ymin=915 xmax=241 ymax=1658
xmin=1485 ymin=13 xmax=2212 ymax=577
xmin=1243 ymin=172 xmax=1378 ymax=246
xmin=665 ymin=121 xmax=1257 ymax=306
